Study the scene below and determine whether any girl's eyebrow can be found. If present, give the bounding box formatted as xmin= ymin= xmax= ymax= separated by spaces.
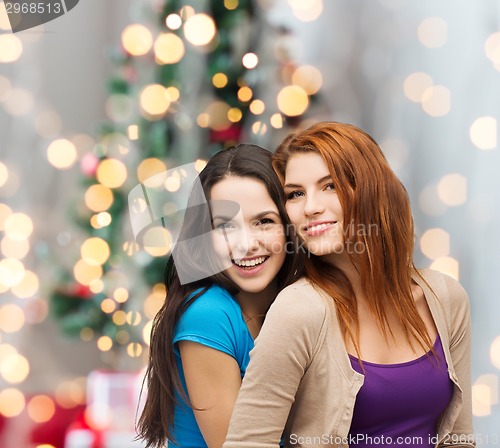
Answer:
xmin=253 ymin=210 xmax=280 ymax=220
xmin=284 ymin=175 xmax=332 ymax=189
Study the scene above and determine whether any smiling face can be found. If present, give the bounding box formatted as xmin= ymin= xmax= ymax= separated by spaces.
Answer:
xmin=284 ymin=152 xmax=346 ymax=261
xmin=210 ymin=176 xmax=286 ymax=294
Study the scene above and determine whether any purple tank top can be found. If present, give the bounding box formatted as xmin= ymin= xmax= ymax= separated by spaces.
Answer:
xmin=347 ymin=336 xmax=453 ymax=448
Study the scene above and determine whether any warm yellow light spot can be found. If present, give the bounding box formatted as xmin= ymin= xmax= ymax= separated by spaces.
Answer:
xmin=289 ymin=0 xmax=323 ymax=22
xmin=84 ymin=184 xmax=114 ymax=212
xmin=143 ymin=320 xmax=153 ymax=346
xmin=418 ymin=17 xmax=448 ymax=48
xmin=238 ymin=86 xmax=253 ymax=102
xmin=11 ymin=270 xmax=39 ymax=299
xmin=277 ymin=85 xmax=309 ymax=116
xmin=144 ymin=289 xmax=165 ymax=319
xmin=127 ymin=124 xmax=139 ymax=140
xmin=0 ymin=344 xmax=17 ymax=360
xmin=205 ymin=101 xmax=231 ymax=131
xmin=0 ymin=161 xmax=8 ymax=187
xmin=122 ymin=240 xmax=140 ymax=257
xmin=421 ymin=85 xmax=451 ymax=117
xmin=251 ymin=121 xmax=267 ymax=135
xmin=195 ymin=159 xmax=207 ymax=172
xmin=143 ymin=226 xmax=173 ymax=256
xmin=242 ymin=52 xmax=258 ymax=69
xmin=1 ymin=236 xmax=30 ymax=259
xmin=126 ymin=311 xmax=142 ymax=326
xmin=140 ymin=84 xmax=171 ymax=118
xmin=0 ymin=2 xmax=11 ymax=30
xmin=4 ymin=212 xmax=33 ymax=240
xmin=137 ymin=158 xmax=167 ymax=187
xmin=97 ymin=336 xmax=113 ymax=352
xmin=0 ymin=258 xmax=25 ymax=287
xmin=0 ymin=388 xmax=25 ymax=417
xmin=292 ymin=65 xmax=323 ymax=94
xmin=491 ymin=336 xmax=500 ymax=370
xmin=270 ymin=113 xmax=283 ymax=129
xmin=154 ymin=33 xmax=185 ymax=64
xmin=224 ymin=0 xmax=238 ymax=10
xmin=127 ymin=343 xmax=143 ymax=358
xmin=81 ymin=237 xmax=110 ymax=266
xmin=249 ymin=99 xmax=265 ymax=115
xmin=0 ymin=34 xmax=23 ymax=63
xmin=112 ymin=310 xmax=127 ymax=326
xmin=121 ymin=24 xmax=153 ymax=56
xmin=3 ymin=87 xmax=34 ymax=116
xmin=470 ymin=116 xmax=497 ymax=150
xmin=89 ymin=279 xmax=103 ymax=294
xmin=485 ymin=32 xmax=500 ymax=68
xmin=0 ymin=353 xmax=29 ymax=383
xmin=0 ymin=203 xmax=12 ymax=231
xmin=73 ymin=259 xmax=103 ymax=286
xmin=166 ymin=13 xmax=182 ymax=30
xmin=212 ymin=72 xmax=228 ymax=88
xmin=403 ymin=72 xmax=433 ymax=103
xmin=472 ymin=384 xmax=492 ymax=416
xmin=96 ymin=158 xmax=127 ymax=189
xmin=80 ymin=327 xmax=94 ymax=342
xmin=28 ymin=395 xmax=55 ymax=423
xmin=437 ymin=173 xmax=467 ymax=206
xmin=114 ymin=287 xmax=129 ymax=304
xmin=55 ymin=380 xmax=86 ymax=408
xmin=419 ymin=228 xmax=450 ymax=260
xmin=100 ymin=298 xmax=116 ymax=314
xmin=184 ymin=14 xmax=216 ymax=46
xmin=165 ymin=174 xmax=181 ymax=192
xmin=197 ymin=113 xmax=210 ymax=128
xmin=429 ymin=256 xmax=459 ymax=280
xmin=228 ymin=107 xmax=242 ymax=123
xmin=159 ymin=89 xmax=177 ymax=106
xmin=90 ymin=212 xmax=112 ymax=229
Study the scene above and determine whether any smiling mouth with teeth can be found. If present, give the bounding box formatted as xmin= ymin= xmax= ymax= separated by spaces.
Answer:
xmin=233 ymin=256 xmax=268 ymax=268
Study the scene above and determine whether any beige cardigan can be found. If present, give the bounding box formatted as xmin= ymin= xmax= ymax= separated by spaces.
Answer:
xmin=223 ymin=269 xmax=474 ymax=448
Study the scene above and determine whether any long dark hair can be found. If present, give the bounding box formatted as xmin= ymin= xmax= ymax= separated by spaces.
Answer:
xmin=137 ymin=144 xmax=302 ymax=448
xmin=274 ymin=122 xmax=433 ymax=361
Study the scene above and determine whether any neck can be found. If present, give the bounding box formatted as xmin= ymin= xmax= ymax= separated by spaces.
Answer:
xmin=322 ymin=251 xmax=364 ymax=298
xmin=237 ymin=281 xmax=278 ymax=321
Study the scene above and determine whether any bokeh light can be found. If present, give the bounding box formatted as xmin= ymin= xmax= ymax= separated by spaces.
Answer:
xmin=184 ymin=13 xmax=216 ymax=46
xmin=421 ymin=85 xmax=451 ymax=116
xmin=418 ymin=17 xmax=448 ymax=48
xmin=403 ymin=72 xmax=433 ymax=103
xmin=292 ymin=65 xmax=323 ymax=94
xmin=84 ymin=184 xmax=114 ymax=212
xmin=96 ymin=158 xmax=128 ymax=189
xmin=437 ymin=173 xmax=467 ymax=206
xmin=140 ymin=84 xmax=171 ymax=118
xmin=0 ymin=304 xmax=25 ymax=333
xmin=81 ymin=237 xmax=110 ymax=266
xmin=28 ymin=395 xmax=56 ymax=423
xmin=277 ymin=85 xmax=309 ymax=116
xmin=3 ymin=87 xmax=34 ymax=116
xmin=143 ymin=226 xmax=172 ymax=256
xmin=470 ymin=116 xmax=497 ymax=150
xmin=420 ymin=228 xmax=450 ymax=260
xmin=491 ymin=336 xmax=500 ymax=370
xmin=242 ymin=52 xmax=259 ymax=69
xmin=47 ymin=139 xmax=78 ymax=169
xmin=11 ymin=270 xmax=39 ymax=298
xmin=137 ymin=158 xmax=167 ymax=187
xmin=73 ymin=259 xmax=103 ymax=286
xmin=121 ymin=24 xmax=153 ymax=56
xmin=0 ymin=388 xmax=25 ymax=417
xmin=0 ymin=34 xmax=23 ymax=63
xmin=289 ymin=0 xmax=323 ymax=22
xmin=154 ymin=33 xmax=185 ymax=64
xmin=166 ymin=14 xmax=182 ymax=30
xmin=0 ymin=161 xmax=8 ymax=187
xmin=429 ymin=256 xmax=459 ymax=280
xmin=0 ymin=353 xmax=30 ymax=383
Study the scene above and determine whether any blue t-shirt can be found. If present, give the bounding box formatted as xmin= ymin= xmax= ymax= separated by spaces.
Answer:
xmin=169 ymin=285 xmax=254 ymax=448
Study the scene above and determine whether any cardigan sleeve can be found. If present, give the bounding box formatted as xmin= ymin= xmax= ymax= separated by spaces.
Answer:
xmin=223 ymin=281 xmax=327 ymax=448
xmin=438 ymin=273 xmax=476 ymax=448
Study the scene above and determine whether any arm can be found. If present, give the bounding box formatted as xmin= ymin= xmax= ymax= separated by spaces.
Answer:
xmin=179 ymin=341 xmax=242 ymax=448
xmin=438 ymin=275 xmax=475 ymax=448
xmin=223 ymin=283 xmax=326 ymax=448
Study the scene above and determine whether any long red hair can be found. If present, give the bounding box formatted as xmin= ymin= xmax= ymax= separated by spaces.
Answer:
xmin=273 ymin=121 xmax=433 ymax=358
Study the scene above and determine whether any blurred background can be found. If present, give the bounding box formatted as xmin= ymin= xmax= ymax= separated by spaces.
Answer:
xmin=0 ymin=0 xmax=499 ymax=446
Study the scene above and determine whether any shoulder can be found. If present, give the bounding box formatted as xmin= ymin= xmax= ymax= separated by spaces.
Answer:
xmin=417 ymin=268 xmax=471 ymax=319
xmin=180 ymin=285 xmax=241 ymax=326
xmin=268 ymin=277 xmax=328 ymax=326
